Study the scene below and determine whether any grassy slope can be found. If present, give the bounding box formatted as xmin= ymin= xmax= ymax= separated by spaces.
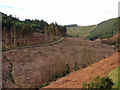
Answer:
xmin=107 ymin=66 xmax=120 ymax=88
xmin=67 ymin=25 xmax=96 ymax=37
xmin=87 ymin=18 xmax=118 ymax=40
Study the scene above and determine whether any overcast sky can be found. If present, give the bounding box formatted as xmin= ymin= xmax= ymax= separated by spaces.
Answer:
xmin=0 ymin=0 xmax=119 ymax=26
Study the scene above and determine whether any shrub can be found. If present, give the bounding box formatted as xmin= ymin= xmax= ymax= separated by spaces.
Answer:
xmin=115 ymin=43 xmax=119 ymax=47
xmin=42 ymin=80 xmax=49 ymax=87
xmin=54 ymin=70 xmax=59 ymax=80
xmin=82 ymin=76 xmax=114 ymax=89
xmin=118 ymin=47 xmax=120 ymax=52
xmin=65 ymin=64 xmax=70 ymax=74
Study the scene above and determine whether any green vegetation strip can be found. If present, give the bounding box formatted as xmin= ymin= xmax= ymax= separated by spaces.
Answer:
xmin=107 ymin=66 xmax=120 ymax=89
xmin=82 ymin=66 xmax=120 ymax=89
xmin=2 ymin=37 xmax=64 ymax=51
xmin=82 ymin=76 xmax=114 ymax=89
xmin=3 ymin=56 xmax=18 ymax=87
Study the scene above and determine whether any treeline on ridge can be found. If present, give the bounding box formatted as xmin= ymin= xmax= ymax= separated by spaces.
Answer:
xmin=2 ymin=12 xmax=66 ymax=48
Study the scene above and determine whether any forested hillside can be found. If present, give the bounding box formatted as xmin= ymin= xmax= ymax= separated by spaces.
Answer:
xmin=87 ymin=18 xmax=119 ymax=40
xmin=2 ymin=12 xmax=66 ymax=48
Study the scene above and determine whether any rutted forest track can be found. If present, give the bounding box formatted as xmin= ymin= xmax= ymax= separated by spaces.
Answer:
xmin=2 ymin=37 xmax=116 ymax=88
xmin=2 ymin=37 xmax=64 ymax=51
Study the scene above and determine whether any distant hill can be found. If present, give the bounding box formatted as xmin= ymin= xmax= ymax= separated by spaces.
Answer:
xmin=67 ymin=25 xmax=96 ymax=37
xmin=65 ymin=24 xmax=78 ymax=27
xmin=87 ymin=18 xmax=119 ymax=40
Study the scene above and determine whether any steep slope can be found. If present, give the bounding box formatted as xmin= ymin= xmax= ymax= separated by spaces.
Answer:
xmin=108 ymin=66 xmax=120 ymax=88
xmin=45 ymin=52 xmax=118 ymax=88
xmin=87 ymin=18 xmax=118 ymax=40
xmin=100 ymin=32 xmax=118 ymax=45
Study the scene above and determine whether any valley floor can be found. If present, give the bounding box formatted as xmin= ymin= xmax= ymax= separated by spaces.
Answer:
xmin=2 ymin=37 xmax=116 ymax=88
xmin=45 ymin=52 xmax=118 ymax=88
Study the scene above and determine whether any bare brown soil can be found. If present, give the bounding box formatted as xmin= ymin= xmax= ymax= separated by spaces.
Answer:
xmin=2 ymin=37 xmax=116 ymax=88
xmin=95 ymin=32 xmax=119 ymax=45
xmin=45 ymin=52 xmax=118 ymax=88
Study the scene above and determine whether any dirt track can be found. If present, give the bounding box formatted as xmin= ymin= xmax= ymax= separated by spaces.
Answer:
xmin=45 ymin=52 xmax=118 ymax=88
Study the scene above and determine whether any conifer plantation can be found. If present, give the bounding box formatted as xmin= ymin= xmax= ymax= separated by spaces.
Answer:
xmin=2 ymin=13 xmax=66 ymax=48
